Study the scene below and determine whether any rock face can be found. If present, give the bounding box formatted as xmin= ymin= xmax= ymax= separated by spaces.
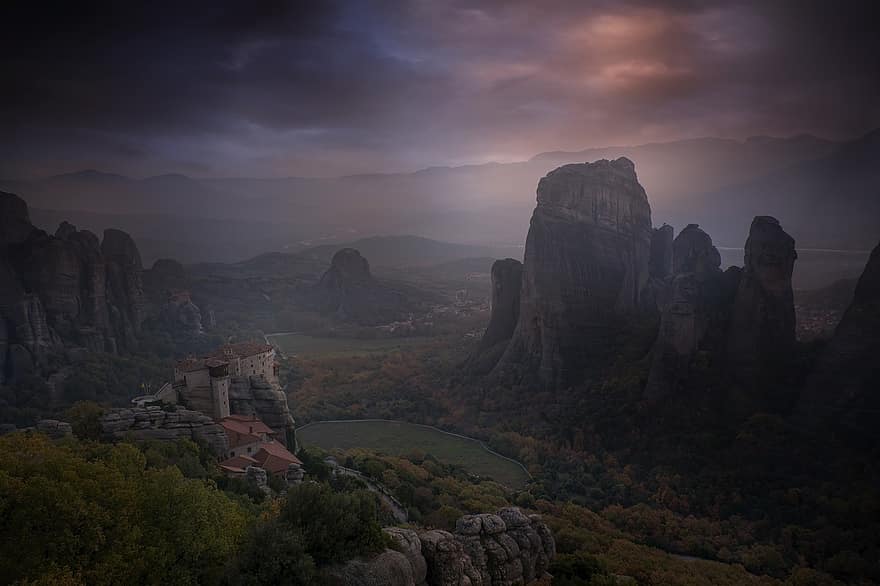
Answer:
xmin=645 ymin=224 xmax=737 ymax=399
xmin=649 ymin=224 xmax=674 ymax=279
xmin=228 ymin=375 xmax=296 ymax=446
xmin=673 ymin=223 xmax=722 ymax=275
xmin=797 ymin=240 xmax=880 ymax=437
xmin=494 ymin=158 xmax=653 ymax=388
xmin=0 ymin=192 xmax=147 ymax=382
xmin=469 ymin=259 xmax=523 ymax=373
xmin=727 ymin=216 xmax=797 ymax=379
xmin=311 ymin=248 xmax=406 ymax=324
xmin=98 ymin=406 xmax=229 ymax=454
xmin=328 ymin=508 xmax=555 ymax=586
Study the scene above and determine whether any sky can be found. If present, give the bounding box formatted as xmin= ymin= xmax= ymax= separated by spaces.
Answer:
xmin=1 ymin=0 xmax=878 ymax=179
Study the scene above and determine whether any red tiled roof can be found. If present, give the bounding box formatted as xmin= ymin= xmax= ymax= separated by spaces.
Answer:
xmin=205 ymin=358 xmax=228 ymax=368
xmin=218 ymin=454 xmax=259 ymax=474
xmin=253 ymin=440 xmax=302 ymax=475
xmin=207 ymin=341 xmax=273 ymax=361
xmin=174 ymin=357 xmax=204 ymax=372
xmin=175 ymin=341 xmax=273 ymax=372
xmin=221 ymin=415 xmax=275 ymax=437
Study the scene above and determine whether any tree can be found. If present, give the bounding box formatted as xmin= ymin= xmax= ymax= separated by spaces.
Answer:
xmin=0 ymin=433 xmax=249 ymax=585
xmin=279 ymin=483 xmax=387 ymax=566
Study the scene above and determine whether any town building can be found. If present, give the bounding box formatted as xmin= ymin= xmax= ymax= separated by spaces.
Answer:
xmin=217 ymin=414 xmax=302 ymax=477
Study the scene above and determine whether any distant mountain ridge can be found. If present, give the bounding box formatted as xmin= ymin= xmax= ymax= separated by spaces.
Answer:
xmin=3 ymin=130 xmax=876 ymax=265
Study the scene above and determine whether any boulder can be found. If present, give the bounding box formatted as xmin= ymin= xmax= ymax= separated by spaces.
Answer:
xmin=325 ymin=508 xmax=556 ymax=586
xmin=494 ymin=158 xmax=653 ymax=388
xmin=245 ymin=466 xmax=271 ymax=495
xmin=325 ymin=550 xmax=417 ymax=586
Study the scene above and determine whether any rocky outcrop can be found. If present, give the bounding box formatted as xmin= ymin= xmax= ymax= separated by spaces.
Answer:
xmin=673 ymin=224 xmax=722 ymax=275
xmin=469 ymin=259 xmax=523 ymax=373
xmin=245 ymin=465 xmax=271 ymax=495
xmin=727 ymin=216 xmax=797 ymax=380
xmin=494 ymin=158 xmax=653 ymax=388
xmin=0 ymin=192 xmax=148 ymax=381
xmin=645 ymin=225 xmax=738 ymax=399
xmin=311 ymin=248 xmax=407 ymax=325
xmin=98 ymin=406 xmax=228 ymax=454
xmin=797 ymin=240 xmax=880 ymax=437
xmin=328 ymin=508 xmax=555 ymax=586
xmin=228 ymin=375 xmax=296 ymax=446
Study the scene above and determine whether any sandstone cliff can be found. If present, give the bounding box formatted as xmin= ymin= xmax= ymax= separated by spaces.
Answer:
xmin=468 ymin=259 xmax=522 ymax=374
xmin=326 ymin=508 xmax=555 ymax=586
xmin=645 ymin=224 xmax=739 ymax=399
xmin=494 ymin=158 xmax=653 ymax=388
xmin=727 ymin=216 xmax=797 ymax=381
xmin=228 ymin=375 xmax=296 ymax=446
xmin=0 ymin=192 xmax=147 ymax=382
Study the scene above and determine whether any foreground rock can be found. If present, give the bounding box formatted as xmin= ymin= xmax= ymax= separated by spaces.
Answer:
xmin=98 ymin=406 xmax=228 ymax=454
xmin=326 ymin=507 xmax=555 ymax=586
xmin=727 ymin=216 xmax=797 ymax=380
xmin=494 ymin=158 xmax=653 ymax=388
xmin=797 ymin=240 xmax=880 ymax=437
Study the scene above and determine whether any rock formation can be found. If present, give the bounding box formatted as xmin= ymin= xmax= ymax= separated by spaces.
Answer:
xmin=98 ymin=406 xmax=229 ymax=454
xmin=311 ymin=248 xmax=406 ymax=324
xmin=468 ymin=259 xmax=522 ymax=374
xmin=673 ymin=224 xmax=722 ymax=275
xmin=142 ymin=259 xmax=207 ymax=337
xmin=494 ymin=158 xmax=653 ymax=388
xmin=649 ymin=224 xmax=674 ymax=279
xmin=228 ymin=375 xmax=296 ymax=445
xmin=0 ymin=192 xmax=147 ymax=381
xmin=645 ymin=224 xmax=737 ymax=399
xmin=326 ymin=508 xmax=555 ymax=586
xmin=727 ymin=216 xmax=797 ymax=380
xmin=797 ymin=240 xmax=880 ymax=437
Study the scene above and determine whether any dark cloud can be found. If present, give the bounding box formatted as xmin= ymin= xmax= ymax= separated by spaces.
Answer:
xmin=1 ymin=0 xmax=877 ymax=178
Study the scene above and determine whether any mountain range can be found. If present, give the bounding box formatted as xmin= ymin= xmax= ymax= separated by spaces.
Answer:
xmin=2 ymin=130 xmax=877 ymax=266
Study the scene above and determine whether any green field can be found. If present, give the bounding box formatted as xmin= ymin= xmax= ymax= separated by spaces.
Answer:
xmin=296 ymin=420 xmax=530 ymax=489
xmin=267 ymin=333 xmax=429 ymax=357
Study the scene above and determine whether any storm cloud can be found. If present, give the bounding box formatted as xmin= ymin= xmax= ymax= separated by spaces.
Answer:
xmin=1 ymin=0 xmax=878 ymax=178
